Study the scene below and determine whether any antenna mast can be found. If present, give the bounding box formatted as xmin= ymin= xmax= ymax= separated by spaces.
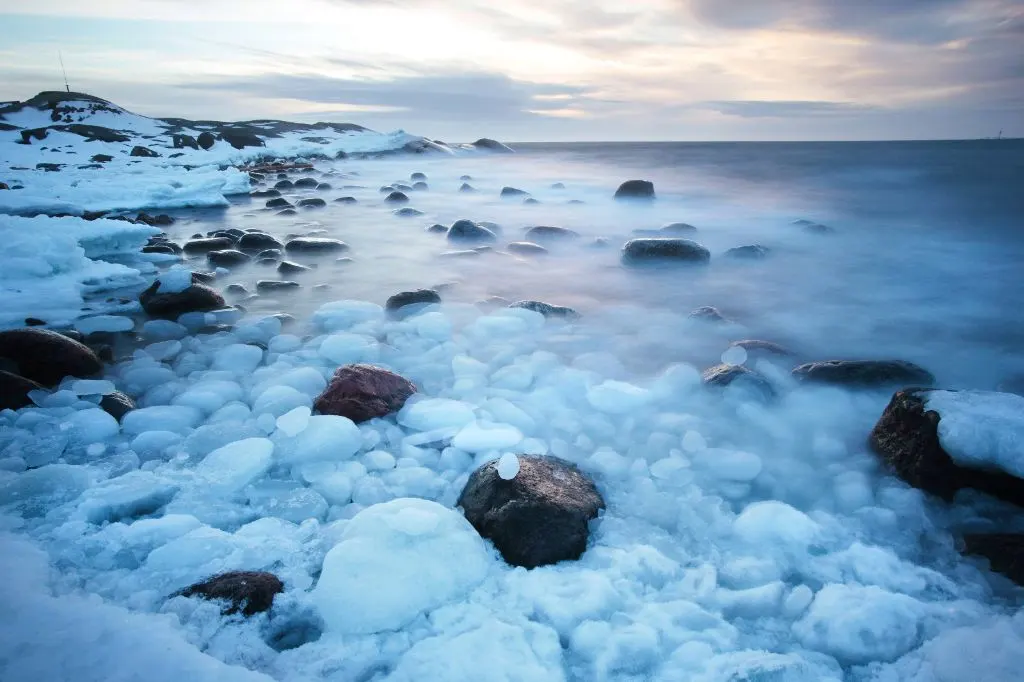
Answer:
xmin=58 ymin=52 xmax=70 ymax=93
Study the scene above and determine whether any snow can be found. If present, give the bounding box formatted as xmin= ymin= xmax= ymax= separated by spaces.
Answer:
xmin=497 ymin=452 xmax=521 ymax=480
xmin=926 ymin=390 xmax=1024 ymax=479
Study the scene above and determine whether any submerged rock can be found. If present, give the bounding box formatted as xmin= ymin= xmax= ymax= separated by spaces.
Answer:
xmin=729 ymin=339 xmax=794 ymax=357
xmin=277 ymin=261 xmax=311 ymax=275
xmin=622 ymin=238 xmax=711 ymax=265
xmin=238 ymin=232 xmax=284 ymax=251
xmin=207 ymin=250 xmax=251 ymax=267
xmin=458 ymin=455 xmax=604 ymax=568
xmin=274 ymin=180 xmax=294 ymax=190
xmin=459 ymin=183 xmax=476 ymax=193
xmin=634 ymin=223 xmax=697 ymax=237
xmin=447 ymin=220 xmax=497 ymax=243
xmin=725 ymin=245 xmax=770 ymax=259
xmin=472 ymin=138 xmax=514 ymax=153
xmin=334 ymin=196 xmax=358 ymax=204
xmin=394 ymin=207 xmax=424 ymax=217
xmin=614 ymin=180 xmax=655 ymax=200
xmin=385 ymin=191 xmax=409 ymax=204
xmin=314 ymin=364 xmax=417 ymax=423
xmin=386 ymin=289 xmax=441 ymax=317
xmin=524 ymin=225 xmax=580 ymax=242
xmin=140 ymin=280 xmax=225 ymax=320
xmin=426 ymin=223 xmax=448 ymax=234
xmin=411 ymin=172 xmax=427 ymax=181
xmin=178 ymin=571 xmax=283 ymax=616
xmin=0 ymin=370 xmax=45 ymax=410
xmin=285 ymin=237 xmax=349 ymax=253
xmin=500 ymin=187 xmax=529 ymax=198
xmin=293 ymin=177 xmax=319 ymax=189
xmin=689 ymin=306 xmax=728 ymax=322
xmin=0 ymin=328 xmax=103 ymax=386
xmin=183 ymin=237 xmax=234 ymax=254
xmin=298 ymin=198 xmax=327 ymax=209
xmin=256 ymin=280 xmax=301 ymax=292
xmin=509 ymin=300 xmax=579 ymax=320
xmin=702 ymin=364 xmax=774 ymax=399
xmin=506 ymin=242 xmax=548 ymax=256
xmin=962 ymin=534 xmax=1024 ymax=585
xmin=793 ymin=360 xmax=934 ymax=387
xmin=266 ymin=197 xmax=294 ymax=209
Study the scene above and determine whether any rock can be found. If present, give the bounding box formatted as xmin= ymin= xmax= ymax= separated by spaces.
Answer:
xmin=379 ymin=185 xmax=395 ymax=194
xmin=334 ymin=196 xmax=357 ymax=204
xmin=508 ymin=301 xmax=579 ymax=320
xmin=614 ymin=180 xmax=655 ymax=200
xmin=238 ymin=233 xmax=283 ymax=251
xmin=471 ymin=138 xmax=514 ymax=153
xmin=622 ymin=238 xmax=711 ymax=265
xmin=284 ymin=237 xmax=349 ymax=253
xmin=793 ymin=360 xmax=934 ymax=387
xmin=207 ymin=250 xmax=251 ymax=267
xmin=385 ymin=191 xmax=409 ymax=204
xmin=183 ymin=237 xmax=234 ymax=254
xmin=256 ymin=280 xmax=301 ymax=292
xmin=178 ymin=571 xmax=283 ymax=616
xmin=439 ymin=249 xmax=481 ymax=259
xmin=135 ymin=212 xmax=174 ymax=227
xmin=793 ymin=219 xmax=834 ymax=234
xmin=277 ymin=261 xmax=311 ymax=275
xmin=702 ymin=364 xmax=774 ymax=399
xmin=551 ymin=182 xmax=566 ymax=189
xmin=962 ymin=534 xmax=1024 ymax=585
xmin=277 ymin=209 xmax=297 ymax=216
xmin=99 ymin=391 xmax=135 ymax=421
xmin=266 ymin=198 xmax=294 ymax=210
xmin=460 ymin=175 xmax=473 ymax=181
xmin=725 ymin=244 xmax=770 ymax=259
xmin=729 ymin=339 xmax=793 ymax=357
xmin=140 ymin=281 xmax=225 ymax=320
xmin=130 ymin=145 xmax=159 ymax=158
xmin=506 ymin=242 xmax=548 ymax=256
xmin=426 ymin=224 xmax=448 ymax=234
xmin=313 ymin=364 xmax=417 ymax=423
xmin=316 ymin=183 xmax=332 ymax=191
xmin=394 ymin=207 xmax=424 ymax=217
xmin=689 ymin=306 xmax=728 ymax=322
xmin=635 ymin=222 xmax=697 ymax=236
xmin=500 ymin=187 xmax=529 ymax=198
xmin=0 ymin=370 xmax=45 ymax=410
xmin=412 ymin=181 xmax=428 ymax=191
xmin=298 ymin=198 xmax=326 ymax=209
xmin=274 ymin=179 xmax=294 ymax=190
xmin=197 ymin=131 xmax=216 ymax=149
xmin=221 ymin=130 xmax=265 ymax=150
xmin=386 ymin=289 xmax=441 ymax=318
xmin=257 ymin=249 xmax=283 ymax=260
xmin=90 ymin=154 xmax=113 ymax=163
xmin=24 ymin=318 xmax=46 ymax=326
xmin=225 ymin=284 xmax=249 ymax=295
xmin=869 ymin=389 xmax=1024 ymax=504
xmin=411 ymin=172 xmax=427 ymax=181
xmin=458 ymin=455 xmax=604 ymax=568
xmin=523 ymin=198 xmax=540 ymax=205
xmin=524 ymin=225 xmax=580 ymax=242
xmin=173 ymin=133 xmax=199 ymax=150
xmin=447 ymin=220 xmax=497 ymax=243
xmin=142 ymin=244 xmax=179 ymax=256
xmin=459 ymin=183 xmax=476 ymax=193
xmin=293 ymin=177 xmax=319 ymax=189
xmin=36 ymin=163 xmax=62 ymax=172
xmin=0 ymin=328 xmax=103 ymax=386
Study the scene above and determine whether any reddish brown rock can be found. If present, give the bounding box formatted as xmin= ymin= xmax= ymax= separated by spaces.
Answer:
xmin=313 ymin=364 xmax=417 ymax=423
xmin=178 ymin=571 xmax=283 ymax=616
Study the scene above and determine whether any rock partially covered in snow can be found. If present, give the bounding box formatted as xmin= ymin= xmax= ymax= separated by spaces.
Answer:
xmin=622 ymin=238 xmax=710 ymax=265
xmin=314 ymin=498 xmax=492 ymax=634
xmin=313 ymin=364 xmax=417 ymax=423
xmin=178 ymin=570 xmax=283 ymax=616
xmin=793 ymin=359 xmax=934 ymax=387
xmin=458 ymin=455 xmax=605 ymax=568
xmin=139 ymin=279 xmax=225 ymax=320
xmin=702 ymin=364 xmax=774 ymax=400
xmin=870 ymin=389 xmax=1024 ymax=505
xmin=0 ymin=328 xmax=102 ymax=386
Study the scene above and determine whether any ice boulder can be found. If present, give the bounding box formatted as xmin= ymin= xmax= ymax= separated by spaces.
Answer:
xmin=0 ymin=328 xmax=102 ymax=386
xmin=177 ymin=570 xmax=284 ymax=616
xmin=278 ymin=415 xmax=361 ymax=464
xmin=452 ymin=422 xmax=524 ymax=453
xmin=313 ymin=364 xmax=417 ymax=423
xmin=458 ymin=455 xmax=605 ymax=568
xmin=398 ymin=397 xmax=476 ymax=431
xmin=314 ymin=498 xmax=492 ymax=634
xmin=212 ymin=344 xmax=264 ymax=374
xmin=195 ymin=438 xmax=274 ymax=493
xmin=73 ymin=470 xmax=179 ymax=524
xmin=122 ymin=405 xmax=202 ymax=435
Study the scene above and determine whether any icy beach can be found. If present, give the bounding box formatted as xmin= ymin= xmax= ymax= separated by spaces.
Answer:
xmin=1 ymin=92 xmax=1024 ymax=682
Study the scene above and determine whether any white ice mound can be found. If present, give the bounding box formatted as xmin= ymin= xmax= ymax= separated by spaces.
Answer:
xmin=733 ymin=501 xmax=819 ymax=552
xmin=195 ymin=438 xmax=274 ymax=493
xmin=278 ymin=415 xmax=361 ymax=464
xmin=926 ymin=390 xmax=1024 ymax=478
xmin=315 ymin=498 xmax=492 ymax=634
xmin=398 ymin=398 xmax=476 ymax=431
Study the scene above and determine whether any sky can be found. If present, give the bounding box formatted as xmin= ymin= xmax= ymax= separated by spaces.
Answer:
xmin=0 ymin=0 xmax=1021 ymax=141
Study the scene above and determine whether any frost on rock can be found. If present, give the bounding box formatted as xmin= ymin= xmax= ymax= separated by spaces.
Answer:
xmin=314 ymin=498 xmax=492 ymax=634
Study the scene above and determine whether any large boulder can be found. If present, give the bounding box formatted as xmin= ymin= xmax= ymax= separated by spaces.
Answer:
xmin=0 ymin=328 xmax=103 ymax=387
xmin=962 ymin=534 xmax=1024 ymax=585
xmin=0 ymin=370 xmax=45 ymax=410
xmin=622 ymin=238 xmax=711 ymax=265
xmin=471 ymin=138 xmax=514 ymax=153
xmin=178 ymin=571 xmax=283 ymax=616
xmin=314 ymin=364 xmax=417 ymax=423
xmin=197 ymin=131 xmax=216 ymax=149
xmin=139 ymin=280 xmax=225 ymax=320
xmin=458 ymin=455 xmax=604 ymax=568
xmin=238 ymin=232 xmax=284 ymax=251
xmin=793 ymin=360 xmax=934 ymax=387
xmin=869 ymin=389 xmax=1024 ymax=505
xmin=447 ymin=220 xmax=497 ymax=244
xmin=614 ymin=180 xmax=655 ymax=200
xmin=284 ymin=237 xmax=349 ymax=253
xmin=172 ymin=133 xmax=199 ymax=150
xmin=386 ymin=289 xmax=441 ymax=317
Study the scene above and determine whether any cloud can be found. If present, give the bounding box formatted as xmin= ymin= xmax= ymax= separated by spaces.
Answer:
xmin=701 ymin=100 xmax=877 ymax=118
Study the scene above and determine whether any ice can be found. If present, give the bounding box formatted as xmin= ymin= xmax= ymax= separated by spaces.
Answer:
xmin=156 ymin=268 xmax=195 ymax=294
xmin=61 ymin=408 xmax=120 ymax=445
xmin=278 ymin=415 xmax=361 ymax=464
xmin=122 ymin=406 xmax=202 ymax=435
xmin=733 ymin=501 xmax=820 ymax=552
xmin=276 ymin=406 xmax=311 ymax=437
xmin=452 ymin=422 xmax=523 ymax=453
xmin=586 ymin=380 xmax=651 ymax=414
xmin=212 ymin=344 xmax=264 ymax=374
xmin=0 ymin=464 xmax=93 ymax=517
xmin=74 ymin=314 xmax=135 ymax=335
xmin=73 ymin=470 xmax=179 ymax=524
xmin=255 ymin=367 xmax=327 ymax=399
xmin=145 ymin=339 xmax=182 ymax=361
xmin=70 ymin=379 xmax=116 ymax=396
xmin=497 ymin=453 xmax=521 ymax=480
xmin=172 ymin=379 xmax=243 ymax=415
xmin=314 ymin=498 xmax=492 ymax=634
xmin=252 ymin=386 xmax=310 ymax=417
xmin=247 ymin=482 xmax=328 ymax=523
xmin=130 ymin=431 xmax=182 ymax=461
xmin=318 ymin=332 xmax=379 ymax=365
xmin=782 ymin=584 xmax=815 ymax=618
xmin=926 ymin=390 xmax=1024 ymax=478
xmin=195 ymin=438 xmax=274 ymax=493
xmin=696 ymin=448 xmax=763 ymax=481
xmin=363 ymin=450 xmax=397 ymax=471
xmin=398 ymin=398 xmax=477 ymax=431
xmin=142 ymin=319 xmax=187 ymax=341
xmin=720 ymin=345 xmax=748 ymax=366
xmin=682 ymin=430 xmax=707 ymax=453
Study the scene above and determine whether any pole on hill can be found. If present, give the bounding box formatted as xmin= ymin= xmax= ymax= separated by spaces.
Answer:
xmin=59 ymin=52 xmax=70 ymax=93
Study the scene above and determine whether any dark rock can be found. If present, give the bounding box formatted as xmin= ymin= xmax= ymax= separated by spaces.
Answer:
xmin=173 ymin=134 xmax=199 ymax=150
xmin=962 ymin=534 xmax=1024 ymax=585
xmin=509 ymin=301 xmax=579 ymax=320
xmin=90 ymin=154 xmax=113 ymax=163
xmin=379 ymin=185 xmax=395 ymax=194
xmin=793 ymin=219 xmax=834 ymax=234
xmin=458 ymin=455 xmax=604 ymax=568
xmin=412 ymin=181 xmax=428 ymax=191
xmin=394 ymin=207 xmax=424 ymax=217
xmin=614 ymin=180 xmax=655 ymax=200
xmin=221 ymin=131 xmax=265 ymax=150
xmin=385 ymin=289 xmax=441 ymax=317
xmin=622 ymin=238 xmax=711 ymax=265
xmin=411 ymin=172 xmax=427 ymax=181
xmin=0 ymin=183 xmax=8 ymax=190
xmin=702 ymin=364 xmax=774 ymax=399
xmin=197 ymin=132 xmax=216 ymax=150
xmin=0 ymin=328 xmax=103 ymax=386
xmin=207 ymin=250 xmax=252 ymax=267
xmin=313 ymin=364 xmax=417 ymax=423
xmin=524 ymin=225 xmax=580 ymax=242
xmin=135 ymin=212 xmax=174 ymax=227
xmin=293 ymin=177 xmax=318 ymax=189
xmin=471 ymin=138 xmax=514 ymax=153
xmin=729 ymin=340 xmax=793 ymax=357
xmin=142 ymin=244 xmax=179 ymax=256
xmin=460 ymin=175 xmax=473 ymax=181
xmin=523 ymin=198 xmax=540 ymax=205
xmin=725 ymin=245 xmax=770 ymax=259
xmin=277 ymin=261 xmax=311 ymax=275
xmin=385 ymin=191 xmax=409 ymax=204
xmin=140 ymin=280 xmax=225 ymax=320
xmin=178 ymin=571 xmax=283 ymax=616
xmin=274 ymin=180 xmax=294 ymax=190
xmin=447 ymin=220 xmax=497 ymax=243
xmin=183 ymin=237 xmax=234 ymax=254
xmin=210 ymin=229 xmax=242 ymax=242
xmin=284 ymin=237 xmax=348 ymax=253
xmin=19 ymin=127 xmax=48 ymax=144
xmin=506 ymin=242 xmax=548 ymax=256
xmin=297 ymin=198 xmax=326 ymax=209
xmin=266 ymin=198 xmax=294 ymax=209
xmin=225 ymin=284 xmax=250 ymax=295
xmin=394 ymin=184 xmax=415 ymax=192
xmin=191 ymin=271 xmax=216 ymax=284
xmin=24 ymin=318 xmax=46 ymax=326
xmin=130 ymin=145 xmax=159 ymax=158
xmin=256 ymin=249 xmax=283 ymax=260
xmin=459 ymin=183 xmax=477 ymax=193
xmin=36 ymin=163 xmax=62 ymax=172
xmin=316 ymin=183 xmax=332 ymax=191
xmin=334 ymin=196 xmax=357 ymax=204
xmin=257 ymin=258 xmax=278 ymax=266
xmin=0 ymin=370 xmax=45 ymax=410
xmin=238 ymin=233 xmax=283 ymax=251
xmin=689 ymin=306 xmax=728 ymax=322
xmin=277 ymin=209 xmax=297 ymax=216
xmin=500 ymin=186 xmax=528 ymax=198
xmin=426 ymin=224 xmax=448 ymax=234
xmin=634 ymin=223 xmax=697 ymax=237
xmin=793 ymin=360 xmax=934 ymax=387
xmin=551 ymin=182 xmax=566 ymax=189
xmin=99 ymin=391 xmax=135 ymax=421
xmin=256 ymin=280 xmax=301 ymax=292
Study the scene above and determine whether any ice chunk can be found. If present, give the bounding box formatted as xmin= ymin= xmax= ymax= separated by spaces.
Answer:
xmin=926 ymin=390 xmax=1024 ymax=478
xmin=74 ymin=314 xmax=134 ymax=335
xmin=122 ymin=406 xmax=202 ymax=435
xmin=398 ymin=398 xmax=476 ymax=431
xmin=715 ymin=581 xmax=785 ymax=618
xmin=682 ymin=430 xmax=707 ymax=453
xmin=312 ymin=300 xmax=384 ymax=332
xmin=145 ymin=339 xmax=182 ymax=361
xmin=0 ymin=464 xmax=93 ymax=517
xmin=247 ymin=482 xmax=328 ymax=523
xmin=698 ymin=448 xmax=762 ymax=481
xmin=172 ymin=380 xmax=244 ymax=413
xmin=720 ymin=345 xmax=748 ymax=367
xmin=255 ymin=367 xmax=326 ymax=398
xmin=156 ymin=268 xmax=194 ymax=294
xmin=693 ymin=651 xmax=840 ymax=682
xmin=452 ymin=422 xmax=523 ymax=453
xmin=586 ymin=380 xmax=651 ymax=414
xmin=497 ymin=453 xmax=521 ymax=480
xmin=141 ymin=319 xmax=187 ymax=341
xmin=195 ymin=438 xmax=274 ymax=493
xmin=783 ymin=585 xmax=815 ymax=618
xmin=733 ymin=501 xmax=819 ymax=551
xmin=74 ymin=470 xmax=179 ymax=524
xmin=70 ymin=380 xmax=116 ymax=396
xmin=130 ymin=431 xmax=181 ymax=461
xmin=279 ymin=415 xmax=361 ymax=464
xmin=144 ymin=526 xmax=236 ymax=576
xmin=252 ymin=385 xmax=309 ymax=417
xmin=61 ymin=408 xmax=119 ymax=445
xmin=267 ymin=334 xmax=301 ymax=353
xmin=363 ymin=450 xmax=397 ymax=471
xmin=318 ymin=333 xmax=378 ymax=365
xmin=211 ymin=344 xmax=263 ymax=374
xmin=276 ymin=406 xmax=311 ymax=437
xmin=315 ymin=498 xmax=492 ymax=634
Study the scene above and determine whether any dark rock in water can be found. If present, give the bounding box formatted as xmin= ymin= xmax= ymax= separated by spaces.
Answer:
xmin=293 ymin=177 xmax=318 ymax=189
xmin=509 ymin=301 xmax=579 ymax=320
xmin=178 ymin=571 xmax=283 ymax=616
xmin=142 ymin=244 xmax=179 ymax=256
xmin=393 ymin=183 xmax=414 ymax=192
xmin=869 ymin=389 xmax=1024 ymax=505
xmin=633 ymin=223 xmax=697 ymax=237
xmin=614 ymin=180 xmax=655 ymax=200
xmin=439 ymin=249 xmax=481 ymax=259
xmin=471 ymin=138 xmax=514 ymax=153
xmin=458 ymin=455 xmax=604 ymax=568
xmin=257 ymin=249 xmax=283 ymax=260
xmin=277 ymin=209 xmax=297 ymax=216
xmin=0 ymin=328 xmax=103 ymax=386
xmin=793 ymin=219 xmax=834 ymax=233
xmin=266 ymin=198 xmax=294 ymax=209
xmin=207 ymin=250 xmax=251 ymax=267
xmin=313 ymin=364 xmax=417 ymax=423
xmin=412 ymin=181 xmax=428 ymax=191
xmin=385 ymin=191 xmax=409 ymax=204
xmin=197 ymin=132 xmax=216 ymax=150
xmin=622 ymin=238 xmax=710 ymax=265
xmin=316 ymin=183 xmax=332 ymax=191
xmin=173 ymin=133 xmax=199 ymax=150
xmin=702 ymin=364 xmax=774 ymax=399
xmin=411 ymin=172 xmax=427 ymax=181
xmin=256 ymin=280 xmax=301 ymax=292
xmin=238 ymin=232 xmax=283 ymax=251
xmin=524 ymin=225 xmax=580 ymax=242
xmin=427 ymin=223 xmax=448 ymax=234
xmin=257 ymin=258 xmax=278 ymax=267
xmin=523 ymin=198 xmax=540 ymax=205
xmin=459 ymin=183 xmax=477 ymax=193
xmin=386 ymin=289 xmax=441 ymax=318
xmin=447 ymin=220 xmax=497 ymax=243
xmin=962 ymin=534 xmax=1024 ymax=585
xmin=460 ymin=175 xmax=473 ymax=181
xmin=725 ymin=245 xmax=770 ymax=259
xmin=379 ymin=185 xmax=395 ymax=194
xmin=136 ymin=212 xmax=174 ymax=227
xmin=0 ymin=370 xmax=45 ymax=410
xmin=36 ymin=163 xmax=62 ymax=172
xmin=225 ymin=284 xmax=250 ymax=295
xmin=140 ymin=281 xmax=225 ymax=320
xmin=130 ymin=145 xmax=159 ymax=158
xmin=500 ymin=186 xmax=529 ymax=198
xmin=298 ymin=198 xmax=326 ymax=209
xmin=285 ymin=237 xmax=348 ymax=253
xmin=551 ymin=182 xmax=566 ymax=189
xmin=689 ymin=306 xmax=728 ymax=322
xmin=394 ymin=207 xmax=424 ymax=217
xmin=507 ymin=242 xmax=548 ymax=256
xmin=91 ymin=154 xmax=113 ymax=163
xmin=183 ymin=237 xmax=234 ymax=254
xmin=24 ymin=318 xmax=46 ymax=326
xmin=334 ymin=196 xmax=357 ymax=204
xmin=274 ymin=179 xmax=294 ymax=190
xmin=210 ymin=229 xmax=241 ymax=242
xmin=99 ymin=391 xmax=135 ymax=421
xmin=729 ymin=339 xmax=793 ymax=357
xmin=221 ymin=131 xmax=265 ymax=150
xmin=793 ymin=360 xmax=934 ymax=387
xmin=191 ymin=271 xmax=216 ymax=284
xmin=277 ymin=261 xmax=311 ymax=275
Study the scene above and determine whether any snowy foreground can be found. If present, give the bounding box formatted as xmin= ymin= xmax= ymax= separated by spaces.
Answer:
xmin=2 ymin=93 xmax=1024 ymax=682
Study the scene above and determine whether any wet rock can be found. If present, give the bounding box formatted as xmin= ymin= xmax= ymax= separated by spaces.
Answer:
xmin=221 ymin=131 xmax=265 ymax=150
xmin=410 ymin=172 xmax=427 ymax=181
xmin=24 ymin=318 xmax=46 ymax=326
xmin=252 ymin=189 xmax=281 ymax=199
xmin=460 ymin=175 xmax=473 ymax=181
xmin=0 ymin=370 xmax=45 ymax=410
xmin=458 ymin=455 xmax=604 ymax=568
xmin=238 ymin=232 xmax=284 ymax=251
xmin=173 ymin=133 xmax=199 ymax=150
xmin=99 ymin=391 xmax=135 ymax=421
xmin=702 ymin=364 xmax=774 ymax=399
xmin=316 ymin=183 xmax=332 ymax=191
xmin=500 ymin=186 xmax=529 ymax=198
xmin=197 ymin=131 xmax=216 ymax=150
xmin=614 ymin=180 xmax=655 ymax=200
xmin=725 ymin=244 xmax=770 ymax=259
xmin=524 ymin=225 xmax=580 ymax=242
xmin=471 ymin=138 xmax=514 ymax=153
xmin=394 ymin=207 xmax=424 ymax=217
xmin=427 ymin=224 xmax=448 ymax=234
xmin=256 ymin=249 xmax=283 ymax=260
xmin=277 ymin=261 xmax=311 ymax=275
xmin=267 ymin=197 xmax=294 ymax=209
xmin=140 ymin=280 xmax=225 ymax=320
xmin=379 ymin=185 xmax=395 ymax=194
xmin=962 ymin=534 xmax=1024 ymax=585
xmin=385 ymin=289 xmax=441 ymax=318
xmin=523 ymin=198 xmax=540 ymax=205
xmin=689 ymin=306 xmax=728 ymax=322
xmin=191 ymin=271 xmax=216 ymax=284
xmin=277 ymin=209 xmax=297 ymax=216
xmin=142 ymin=244 xmax=179 ymax=256
xmin=284 ymin=237 xmax=349 ymax=253
xmin=90 ymin=154 xmax=113 ymax=163
xmin=256 ymin=280 xmax=301 ymax=292
xmin=257 ymin=258 xmax=277 ymax=266
xmin=183 ymin=237 xmax=234 ymax=254
xmin=207 ymin=250 xmax=251 ymax=267
xmin=459 ymin=183 xmax=476 ymax=192
xmin=793 ymin=219 xmax=834 ymax=234
xmin=135 ymin=212 xmax=174 ymax=227
xmin=298 ymin=198 xmax=326 ymax=209
xmin=334 ymin=196 xmax=357 ymax=204
xmin=293 ymin=177 xmax=319 ymax=189
xmin=178 ymin=571 xmax=283 ymax=616
xmin=130 ymin=145 xmax=159 ymax=158
xmin=274 ymin=180 xmax=294 ymax=190
xmin=622 ymin=238 xmax=711 ymax=265
xmin=509 ymin=300 xmax=579 ymax=320
xmin=36 ymin=163 xmax=62 ymax=172
xmin=393 ymin=183 xmax=414 ymax=192
xmin=313 ymin=364 xmax=417 ymax=423
xmin=507 ymin=242 xmax=548 ymax=256
xmin=634 ymin=223 xmax=697 ymax=236
xmin=384 ymin=191 xmax=409 ymax=204
xmin=729 ymin=339 xmax=794 ymax=357
xmin=0 ymin=328 xmax=103 ymax=386
xmin=225 ymin=284 xmax=250 ymax=295
xmin=412 ymin=181 xmax=428 ymax=191
xmin=793 ymin=360 xmax=934 ymax=387
xmin=551 ymin=182 xmax=566 ymax=189
xmin=447 ymin=220 xmax=497 ymax=244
